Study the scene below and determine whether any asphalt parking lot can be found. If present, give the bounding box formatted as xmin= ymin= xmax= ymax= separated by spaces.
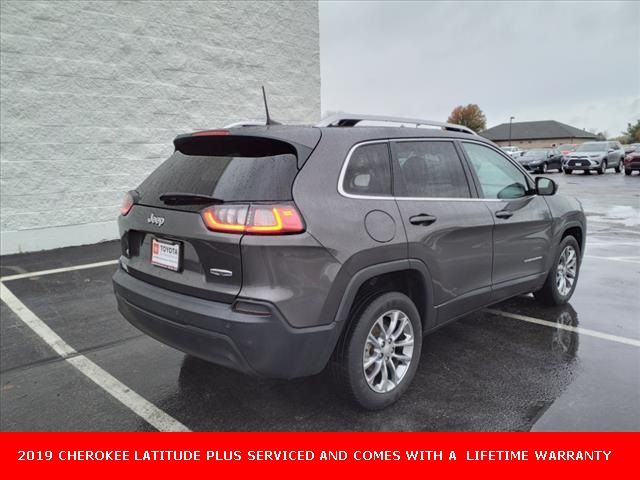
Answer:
xmin=1 ymin=171 xmax=638 ymax=432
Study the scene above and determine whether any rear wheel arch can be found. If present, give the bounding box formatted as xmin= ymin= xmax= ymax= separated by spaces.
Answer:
xmin=334 ymin=260 xmax=434 ymax=333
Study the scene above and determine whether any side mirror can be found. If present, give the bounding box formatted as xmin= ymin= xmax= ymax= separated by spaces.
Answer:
xmin=608 ymin=149 xmax=614 ymax=153
xmin=536 ymin=177 xmax=557 ymax=196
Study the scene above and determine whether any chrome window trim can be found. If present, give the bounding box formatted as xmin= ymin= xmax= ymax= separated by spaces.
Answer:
xmin=338 ymin=140 xmax=394 ymax=200
xmin=337 ymin=138 xmax=516 ymax=202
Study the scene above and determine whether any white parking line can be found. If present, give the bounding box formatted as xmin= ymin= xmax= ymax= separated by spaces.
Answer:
xmin=585 ymin=255 xmax=640 ymax=264
xmin=0 ymin=283 xmax=190 ymax=432
xmin=587 ymin=242 xmax=640 ymax=246
xmin=0 ymin=259 xmax=119 ymax=282
xmin=484 ymin=308 xmax=640 ymax=348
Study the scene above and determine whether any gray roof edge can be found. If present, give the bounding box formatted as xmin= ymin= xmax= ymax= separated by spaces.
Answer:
xmin=481 ymin=120 xmax=598 ymax=141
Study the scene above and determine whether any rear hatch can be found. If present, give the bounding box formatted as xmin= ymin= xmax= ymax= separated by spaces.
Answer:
xmin=119 ymin=130 xmax=319 ymax=303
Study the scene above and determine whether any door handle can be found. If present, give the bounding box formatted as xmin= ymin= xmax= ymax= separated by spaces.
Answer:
xmin=495 ymin=210 xmax=514 ymax=219
xmin=409 ymin=214 xmax=437 ymax=226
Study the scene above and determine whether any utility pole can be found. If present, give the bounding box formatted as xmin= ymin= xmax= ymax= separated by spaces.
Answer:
xmin=509 ymin=116 xmax=515 ymax=146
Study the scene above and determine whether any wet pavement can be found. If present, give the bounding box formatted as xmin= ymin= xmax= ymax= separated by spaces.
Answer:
xmin=1 ymin=171 xmax=638 ymax=431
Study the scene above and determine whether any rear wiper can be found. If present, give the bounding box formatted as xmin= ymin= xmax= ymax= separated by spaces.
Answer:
xmin=159 ymin=192 xmax=224 ymax=206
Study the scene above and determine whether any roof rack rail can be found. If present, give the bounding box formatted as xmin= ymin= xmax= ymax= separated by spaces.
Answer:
xmin=316 ymin=113 xmax=477 ymax=136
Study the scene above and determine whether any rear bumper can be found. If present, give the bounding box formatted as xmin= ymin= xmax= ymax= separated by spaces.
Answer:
xmin=113 ymin=267 xmax=341 ymax=379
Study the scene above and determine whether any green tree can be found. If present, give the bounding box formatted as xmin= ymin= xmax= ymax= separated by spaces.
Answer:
xmin=610 ymin=135 xmax=631 ymax=143
xmin=624 ymin=120 xmax=640 ymax=143
xmin=447 ymin=104 xmax=487 ymax=133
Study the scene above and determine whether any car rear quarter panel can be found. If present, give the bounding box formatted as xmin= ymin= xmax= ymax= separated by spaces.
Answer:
xmin=291 ymin=132 xmax=410 ymax=326
xmin=239 ymin=233 xmax=342 ymax=329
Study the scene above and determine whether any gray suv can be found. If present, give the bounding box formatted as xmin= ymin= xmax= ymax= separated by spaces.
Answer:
xmin=113 ymin=114 xmax=586 ymax=410
xmin=563 ymin=141 xmax=625 ymax=174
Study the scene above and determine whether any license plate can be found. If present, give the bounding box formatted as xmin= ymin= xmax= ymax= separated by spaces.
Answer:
xmin=151 ymin=238 xmax=181 ymax=271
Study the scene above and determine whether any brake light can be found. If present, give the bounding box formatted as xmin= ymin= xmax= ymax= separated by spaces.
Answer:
xmin=201 ymin=204 xmax=305 ymax=234
xmin=120 ymin=192 xmax=134 ymax=216
xmin=201 ymin=205 xmax=248 ymax=232
xmin=192 ymin=129 xmax=230 ymax=136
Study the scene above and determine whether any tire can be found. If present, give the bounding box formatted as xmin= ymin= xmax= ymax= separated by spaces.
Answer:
xmin=331 ymin=292 xmax=422 ymax=410
xmin=534 ymin=236 xmax=581 ymax=306
xmin=539 ymin=162 xmax=548 ymax=174
xmin=615 ymin=160 xmax=623 ymax=173
xmin=598 ymin=160 xmax=607 ymax=174
xmin=563 ymin=168 xmax=572 ymax=175
xmin=625 ymin=169 xmax=632 ymax=176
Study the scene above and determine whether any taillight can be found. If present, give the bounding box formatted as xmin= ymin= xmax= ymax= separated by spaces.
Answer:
xmin=120 ymin=192 xmax=134 ymax=216
xmin=201 ymin=205 xmax=248 ymax=233
xmin=201 ymin=204 xmax=305 ymax=235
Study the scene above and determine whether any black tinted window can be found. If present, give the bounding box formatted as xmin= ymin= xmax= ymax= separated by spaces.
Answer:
xmin=342 ymin=143 xmax=392 ymax=196
xmin=138 ymin=150 xmax=297 ymax=211
xmin=393 ymin=141 xmax=471 ymax=198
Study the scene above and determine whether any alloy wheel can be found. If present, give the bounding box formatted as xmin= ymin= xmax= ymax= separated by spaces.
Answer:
xmin=556 ymin=245 xmax=577 ymax=296
xmin=362 ymin=310 xmax=414 ymax=393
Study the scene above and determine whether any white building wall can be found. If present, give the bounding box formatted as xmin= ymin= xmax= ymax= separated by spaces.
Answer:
xmin=0 ymin=0 xmax=320 ymax=254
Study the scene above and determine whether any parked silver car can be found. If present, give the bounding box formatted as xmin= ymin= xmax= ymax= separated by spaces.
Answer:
xmin=563 ymin=141 xmax=625 ymax=174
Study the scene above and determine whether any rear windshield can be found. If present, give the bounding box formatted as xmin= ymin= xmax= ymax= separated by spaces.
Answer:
xmin=137 ymin=137 xmax=298 ymax=211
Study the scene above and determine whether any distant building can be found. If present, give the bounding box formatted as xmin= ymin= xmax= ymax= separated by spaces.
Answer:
xmin=481 ymin=120 xmax=598 ymax=149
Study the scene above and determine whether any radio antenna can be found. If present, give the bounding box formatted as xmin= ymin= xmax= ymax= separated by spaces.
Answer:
xmin=262 ymin=86 xmax=281 ymax=125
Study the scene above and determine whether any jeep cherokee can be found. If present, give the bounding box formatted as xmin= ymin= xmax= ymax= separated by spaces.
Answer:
xmin=113 ymin=114 xmax=586 ymax=410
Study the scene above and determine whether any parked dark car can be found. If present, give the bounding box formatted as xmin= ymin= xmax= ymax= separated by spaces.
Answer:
xmin=517 ymin=148 xmax=563 ymax=173
xmin=563 ymin=141 xmax=625 ymax=174
xmin=624 ymin=150 xmax=640 ymax=175
xmin=113 ymin=113 xmax=586 ymax=410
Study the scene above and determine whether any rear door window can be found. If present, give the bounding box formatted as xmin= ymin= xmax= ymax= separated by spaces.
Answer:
xmin=392 ymin=141 xmax=471 ymax=198
xmin=137 ymin=136 xmax=298 ymax=211
xmin=342 ymin=143 xmax=392 ymax=196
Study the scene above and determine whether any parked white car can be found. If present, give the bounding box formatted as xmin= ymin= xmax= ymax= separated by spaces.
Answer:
xmin=501 ymin=146 xmax=525 ymax=158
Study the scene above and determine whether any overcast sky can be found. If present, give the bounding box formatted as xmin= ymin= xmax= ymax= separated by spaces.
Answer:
xmin=319 ymin=1 xmax=640 ymax=136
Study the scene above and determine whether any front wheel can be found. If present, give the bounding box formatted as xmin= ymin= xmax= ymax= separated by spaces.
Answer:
xmin=625 ymin=169 xmax=632 ymax=175
xmin=534 ymin=236 xmax=581 ymax=306
xmin=598 ymin=160 xmax=607 ymax=174
xmin=539 ymin=162 xmax=548 ymax=174
xmin=563 ymin=168 xmax=573 ymax=175
xmin=331 ymin=292 xmax=422 ymax=410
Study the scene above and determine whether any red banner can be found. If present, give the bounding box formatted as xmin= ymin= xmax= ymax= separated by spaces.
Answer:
xmin=1 ymin=433 xmax=637 ymax=477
